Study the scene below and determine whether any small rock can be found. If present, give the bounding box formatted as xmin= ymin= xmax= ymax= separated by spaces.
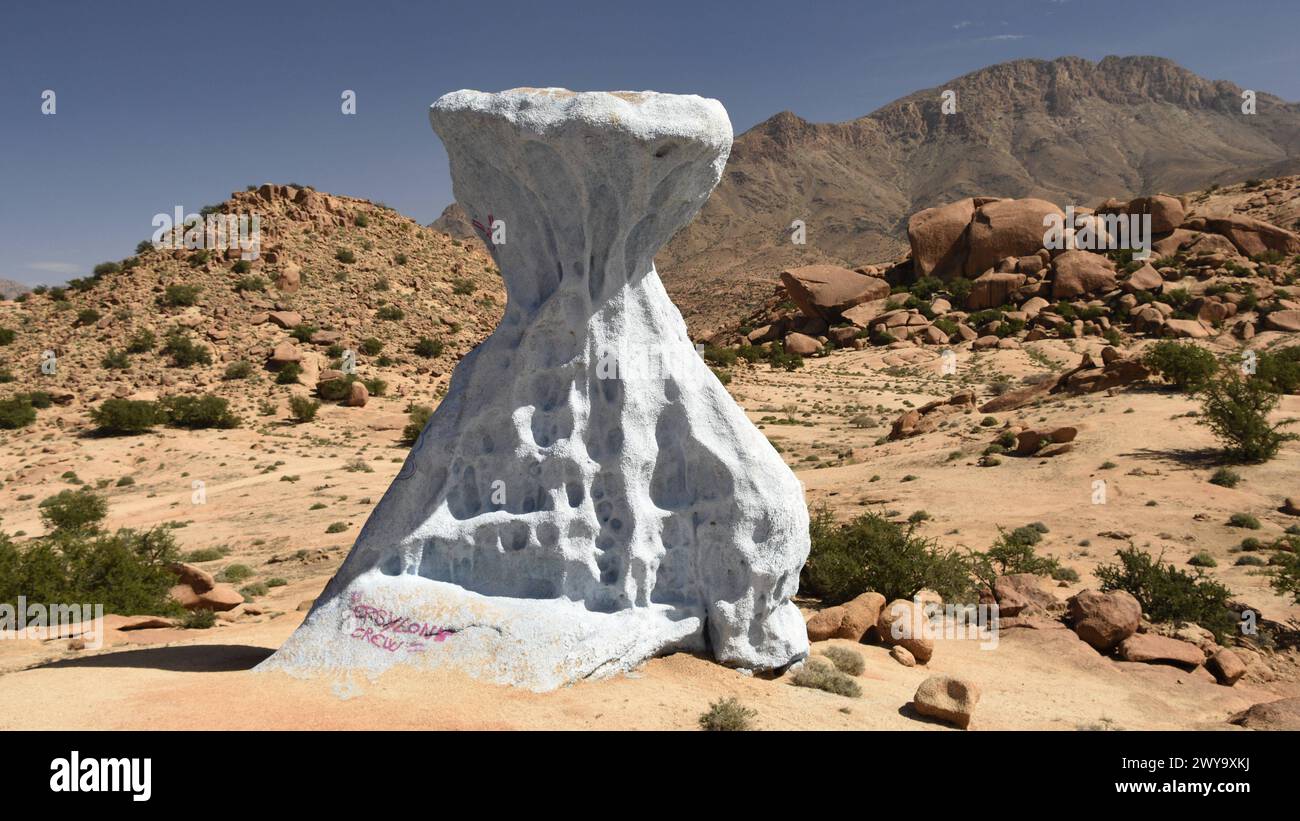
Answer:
xmin=913 ymin=675 xmax=980 ymax=729
xmin=890 ymin=645 xmax=916 ymax=667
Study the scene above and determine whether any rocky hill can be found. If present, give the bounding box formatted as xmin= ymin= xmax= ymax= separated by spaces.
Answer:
xmin=0 ymin=279 xmax=29 ymax=301
xmin=0 ymin=184 xmax=504 ymax=417
xmin=707 ymin=176 xmax=1300 ymax=385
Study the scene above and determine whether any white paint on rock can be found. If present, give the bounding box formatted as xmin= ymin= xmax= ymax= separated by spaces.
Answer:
xmin=260 ymin=88 xmax=809 ymax=690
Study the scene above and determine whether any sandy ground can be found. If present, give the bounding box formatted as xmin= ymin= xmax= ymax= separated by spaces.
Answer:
xmin=1 ymin=337 xmax=1298 ymax=729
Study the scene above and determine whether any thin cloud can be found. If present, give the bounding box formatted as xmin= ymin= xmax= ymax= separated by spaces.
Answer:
xmin=952 ymin=20 xmax=973 ymax=29
xmin=980 ymin=34 xmax=1027 ymax=41
xmin=27 ymin=261 xmax=80 ymax=275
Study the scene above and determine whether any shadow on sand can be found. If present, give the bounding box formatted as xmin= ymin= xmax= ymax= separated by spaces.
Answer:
xmin=35 ymin=644 xmax=273 ymax=673
xmin=1115 ymin=445 xmax=1223 ymax=469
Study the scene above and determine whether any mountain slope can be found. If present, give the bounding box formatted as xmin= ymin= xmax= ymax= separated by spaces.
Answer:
xmin=432 ymin=56 xmax=1300 ymax=333
xmin=655 ymin=55 xmax=1300 ymax=330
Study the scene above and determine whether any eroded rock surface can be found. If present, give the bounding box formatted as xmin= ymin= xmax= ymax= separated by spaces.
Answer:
xmin=262 ymin=88 xmax=810 ymax=690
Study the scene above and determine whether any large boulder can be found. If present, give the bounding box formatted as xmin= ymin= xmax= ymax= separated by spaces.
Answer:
xmin=783 ymin=332 xmax=822 ymax=356
xmin=805 ymin=605 xmax=847 ymax=642
xmin=268 ymin=341 xmax=303 ymax=366
xmin=1203 ymin=215 xmax=1300 ymax=258
xmin=1117 ymin=634 xmax=1205 ymax=668
xmin=276 ymin=263 xmax=302 ymax=294
xmin=966 ymin=198 xmax=1065 ymax=276
xmin=1207 ymin=648 xmax=1246 ymax=686
xmin=837 ymin=591 xmax=886 ymax=642
xmin=1128 ymin=194 xmax=1185 ymax=235
xmin=169 ymin=582 xmax=244 ymax=612
xmin=1263 ymin=310 xmax=1300 ymax=333
xmin=1066 ymin=589 xmax=1140 ymax=652
xmin=913 ymin=675 xmax=980 ymax=729
xmin=780 ymin=265 xmax=889 ymax=321
xmin=1230 ymin=698 xmax=1300 ymax=730
xmin=267 ymin=310 xmax=303 ymax=329
xmin=966 ymin=271 xmax=1026 ymax=311
xmin=993 ymin=573 xmax=1059 ymax=616
xmin=1163 ymin=318 xmax=1214 ymax=339
xmin=877 ymin=599 xmax=933 ymax=664
xmin=1051 ymin=250 xmax=1117 ymax=300
xmin=1123 ymin=262 xmax=1163 ymax=293
xmin=908 ymin=198 xmax=976 ymax=279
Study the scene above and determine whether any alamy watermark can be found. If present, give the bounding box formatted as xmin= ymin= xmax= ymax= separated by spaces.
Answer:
xmin=1044 ymin=205 xmax=1151 ymax=259
xmin=0 ymin=596 xmax=104 ymax=650
xmin=150 ymin=206 xmax=261 ymax=259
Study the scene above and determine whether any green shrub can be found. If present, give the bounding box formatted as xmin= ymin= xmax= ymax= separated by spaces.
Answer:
xmin=233 ymin=275 xmax=266 ymax=292
xmin=1228 ymin=512 xmax=1261 ymax=529
xmin=376 ymin=305 xmax=404 ymax=321
xmin=266 ymin=577 xmax=288 ymax=588
xmin=413 ymin=337 xmax=444 ymax=358
xmin=703 ymin=345 xmax=738 ymax=367
xmin=115 ymin=476 xmax=135 ymax=487
xmin=101 ymin=349 xmax=130 ymax=370
xmin=76 ymin=308 xmax=101 ymax=326
xmin=335 ymin=249 xmax=356 ymax=264
xmin=241 ymin=582 xmax=269 ymax=598
xmin=402 ymin=404 xmax=433 ymax=445
xmin=181 ymin=609 xmax=216 ymax=629
xmin=360 ymin=337 xmax=383 ymax=355
xmin=764 ymin=342 xmax=804 ymax=371
xmin=1051 ymin=565 xmax=1080 ymax=582
xmin=361 ymin=377 xmax=387 ymax=396
xmin=326 ymin=521 xmax=348 ymax=534
xmin=970 ymin=526 xmax=1061 ymax=589
xmin=89 ymin=399 xmax=163 ymax=435
xmin=317 ymin=374 xmax=357 ymax=401
xmin=1209 ymin=467 xmax=1241 ymax=488
xmin=1270 ymin=553 xmax=1300 ymax=604
xmin=802 ymin=508 xmax=973 ymax=604
xmin=289 ymin=395 xmax=320 ymax=423
xmin=1255 ymin=346 xmax=1300 ymax=394
xmin=698 ymin=697 xmax=757 ymax=731
xmin=231 ymin=260 xmax=252 ymax=275
xmin=0 ymin=525 xmax=182 ymax=616
xmin=0 ymin=327 xmax=15 ymax=346
xmin=276 ymin=361 xmax=304 ymax=384
xmin=289 ymin=323 xmax=318 ymax=343
xmin=217 ymin=563 xmax=254 ymax=583
xmin=1095 ymin=546 xmax=1235 ymax=641
xmin=39 ymin=488 xmax=108 ymax=533
xmin=1143 ymin=341 xmax=1219 ymax=391
xmin=126 ymin=328 xmax=156 ymax=354
xmin=1188 ymin=551 xmax=1217 ymax=568
xmin=25 ymin=391 xmax=52 ymax=409
xmin=792 ymin=658 xmax=861 ymax=697
xmin=183 ymin=547 xmax=225 ymax=562
xmin=1236 ymin=555 xmax=1267 ymax=567
xmin=0 ymin=397 xmax=37 ymax=429
xmin=821 ymin=645 xmax=865 ymax=675
xmin=161 ymin=332 xmax=212 ymax=368
xmin=164 ymin=284 xmax=202 ymax=306
xmin=161 ymin=394 xmax=240 ymax=429
xmin=223 ymin=360 xmax=254 ymax=380
xmin=452 ymin=278 xmax=476 ymax=295
xmin=1197 ymin=369 xmax=1296 ymax=463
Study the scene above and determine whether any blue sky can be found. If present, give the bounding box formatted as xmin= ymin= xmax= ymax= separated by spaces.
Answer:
xmin=3 ymin=0 xmax=1298 ymax=285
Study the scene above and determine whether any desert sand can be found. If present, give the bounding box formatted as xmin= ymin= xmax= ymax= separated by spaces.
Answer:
xmin=2 ymin=340 xmax=1297 ymax=730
